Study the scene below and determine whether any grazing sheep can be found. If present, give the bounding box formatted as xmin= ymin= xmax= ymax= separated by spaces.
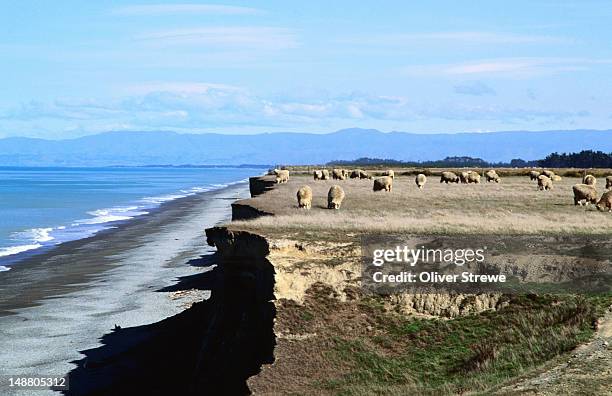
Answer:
xmin=350 ymin=169 xmax=361 ymax=179
xmin=529 ymin=170 xmax=540 ymax=181
xmin=583 ymin=174 xmax=596 ymax=186
xmin=274 ymin=169 xmax=289 ymax=184
xmin=415 ymin=173 xmax=427 ymax=189
xmin=485 ymin=170 xmax=500 ymax=183
xmin=572 ymin=184 xmax=598 ymax=206
xmin=359 ymin=170 xmax=371 ymax=179
xmin=467 ymin=171 xmax=481 ymax=184
xmin=440 ymin=171 xmax=460 ymax=184
xmin=552 ymin=174 xmax=562 ymax=182
xmin=596 ymin=190 xmax=612 ymax=212
xmin=327 ymin=185 xmax=345 ymax=209
xmin=321 ymin=169 xmax=330 ymax=180
xmin=381 ymin=169 xmax=395 ymax=179
xmin=313 ymin=170 xmax=323 ymax=180
xmin=537 ymin=175 xmax=553 ymax=190
xmin=296 ymin=185 xmax=313 ymax=209
xmin=607 ymin=176 xmax=612 ymax=190
xmin=332 ymin=169 xmax=346 ymax=180
xmin=373 ymin=176 xmax=393 ymax=192
xmin=342 ymin=169 xmax=350 ymax=179
xmin=542 ymin=170 xmax=555 ymax=179
xmin=459 ymin=171 xmax=470 ymax=184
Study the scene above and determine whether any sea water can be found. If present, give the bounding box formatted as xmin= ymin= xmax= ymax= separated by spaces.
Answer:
xmin=0 ymin=166 xmax=259 ymax=270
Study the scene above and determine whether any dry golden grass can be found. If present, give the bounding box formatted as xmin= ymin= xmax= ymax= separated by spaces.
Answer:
xmin=233 ymin=174 xmax=612 ymax=235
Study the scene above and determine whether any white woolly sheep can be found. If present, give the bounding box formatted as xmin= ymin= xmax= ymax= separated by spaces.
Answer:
xmin=572 ymin=184 xmax=598 ymax=206
xmin=596 ymin=190 xmax=612 ymax=212
xmin=313 ymin=170 xmax=323 ymax=180
xmin=542 ymin=170 xmax=555 ymax=179
xmin=332 ymin=169 xmax=346 ymax=180
xmin=440 ymin=171 xmax=460 ymax=184
xmin=381 ymin=169 xmax=395 ymax=179
xmin=296 ymin=185 xmax=313 ymax=209
xmin=552 ymin=174 xmax=562 ymax=182
xmin=467 ymin=171 xmax=481 ymax=184
xmin=606 ymin=176 xmax=612 ymax=190
xmin=485 ymin=170 xmax=500 ymax=183
xmin=583 ymin=174 xmax=596 ymax=186
xmin=459 ymin=171 xmax=470 ymax=184
xmin=327 ymin=185 xmax=345 ymax=209
xmin=529 ymin=170 xmax=540 ymax=181
xmin=373 ymin=176 xmax=393 ymax=192
xmin=321 ymin=169 xmax=330 ymax=180
xmin=415 ymin=174 xmax=427 ymax=189
xmin=537 ymin=175 xmax=553 ymax=190
xmin=350 ymin=169 xmax=361 ymax=179
xmin=274 ymin=169 xmax=289 ymax=184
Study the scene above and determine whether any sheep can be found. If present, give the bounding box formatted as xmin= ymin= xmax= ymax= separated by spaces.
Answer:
xmin=373 ymin=176 xmax=393 ymax=192
xmin=583 ymin=174 xmax=596 ymax=186
xmin=342 ymin=169 xmax=350 ymax=179
xmin=321 ymin=169 xmax=330 ymax=180
xmin=485 ymin=170 xmax=500 ymax=183
xmin=467 ymin=171 xmax=481 ymax=184
xmin=537 ymin=175 xmax=553 ymax=190
xmin=381 ymin=169 xmax=395 ymax=179
xmin=350 ymin=169 xmax=361 ymax=179
xmin=415 ymin=173 xmax=427 ymax=189
xmin=552 ymin=175 xmax=562 ymax=182
xmin=459 ymin=171 xmax=470 ymax=184
xmin=572 ymin=184 xmax=598 ymax=206
xmin=607 ymin=176 xmax=612 ymax=190
xmin=529 ymin=170 xmax=540 ymax=181
xmin=596 ymin=190 xmax=612 ymax=212
xmin=440 ymin=171 xmax=460 ymax=184
xmin=274 ymin=169 xmax=289 ymax=184
xmin=332 ymin=169 xmax=346 ymax=180
xmin=542 ymin=170 xmax=555 ymax=179
xmin=313 ymin=170 xmax=323 ymax=180
xmin=296 ymin=185 xmax=313 ymax=209
xmin=359 ymin=170 xmax=371 ymax=179
xmin=327 ymin=185 xmax=345 ymax=209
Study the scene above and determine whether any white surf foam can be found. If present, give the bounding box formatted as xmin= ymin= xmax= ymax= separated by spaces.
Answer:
xmin=0 ymin=244 xmax=43 ymax=258
xmin=0 ymin=265 xmax=10 ymax=272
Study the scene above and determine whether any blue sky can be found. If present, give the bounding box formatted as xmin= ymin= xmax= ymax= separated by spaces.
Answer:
xmin=2 ymin=1 xmax=612 ymax=138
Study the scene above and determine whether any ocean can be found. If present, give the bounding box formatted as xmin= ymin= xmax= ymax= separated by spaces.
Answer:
xmin=0 ymin=166 xmax=258 ymax=270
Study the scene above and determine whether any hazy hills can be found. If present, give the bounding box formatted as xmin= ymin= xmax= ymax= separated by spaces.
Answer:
xmin=1 ymin=128 xmax=611 ymax=166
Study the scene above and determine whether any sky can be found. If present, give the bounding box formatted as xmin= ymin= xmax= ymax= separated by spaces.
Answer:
xmin=2 ymin=1 xmax=612 ymax=139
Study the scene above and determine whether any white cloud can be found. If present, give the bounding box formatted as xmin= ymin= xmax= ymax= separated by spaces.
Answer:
xmin=0 ymin=83 xmax=593 ymax=135
xmin=340 ymin=31 xmax=572 ymax=46
xmin=135 ymin=27 xmax=298 ymax=50
xmin=113 ymin=4 xmax=261 ymax=16
xmin=404 ymin=57 xmax=612 ymax=77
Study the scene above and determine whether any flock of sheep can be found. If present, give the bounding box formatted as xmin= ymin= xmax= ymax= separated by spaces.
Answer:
xmin=271 ymin=168 xmax=612 ymax=212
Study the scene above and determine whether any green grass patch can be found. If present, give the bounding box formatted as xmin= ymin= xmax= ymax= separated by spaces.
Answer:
xmin=321 ymin=293 xmax=610 ymax=395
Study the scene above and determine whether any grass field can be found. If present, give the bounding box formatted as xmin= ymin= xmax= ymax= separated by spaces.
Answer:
xmin=235 ymin=174 xmax=612 ymax=235
xmin=235 ymin=171 xmax=612 ymax=395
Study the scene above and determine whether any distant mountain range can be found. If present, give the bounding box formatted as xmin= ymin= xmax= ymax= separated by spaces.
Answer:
xmin=0 ymin=128 xmax=611 ymax=166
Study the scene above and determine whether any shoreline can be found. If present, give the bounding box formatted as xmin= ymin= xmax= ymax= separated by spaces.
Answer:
xmin=0 ymin=181 xmax=248 ymax=315
xmin=0 ymin=176 xmax=251 ymax=270
xmin=0 ymin=181 xmax=251 ymax=395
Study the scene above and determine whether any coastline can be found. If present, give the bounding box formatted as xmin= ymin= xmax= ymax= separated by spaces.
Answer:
xmin=0 ymin=181 xmax=250 ymax=395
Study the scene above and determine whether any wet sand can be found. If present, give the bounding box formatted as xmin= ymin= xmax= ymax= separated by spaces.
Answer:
xmin=0 ymin=182 xmax=250 ymax=395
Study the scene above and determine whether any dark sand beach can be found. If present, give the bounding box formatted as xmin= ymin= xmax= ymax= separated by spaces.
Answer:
xmin=0 ymin=182 xmax=251 ymax=395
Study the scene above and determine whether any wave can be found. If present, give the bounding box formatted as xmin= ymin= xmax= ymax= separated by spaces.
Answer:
xmin=0 ymin=265 xmax=10 ymax=272
xmin=0 ymin=244 xmax=43 ymax=258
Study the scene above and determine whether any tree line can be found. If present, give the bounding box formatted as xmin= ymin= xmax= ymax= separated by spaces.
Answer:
xmin=327 ymin=150 xmax=612 ymax=168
